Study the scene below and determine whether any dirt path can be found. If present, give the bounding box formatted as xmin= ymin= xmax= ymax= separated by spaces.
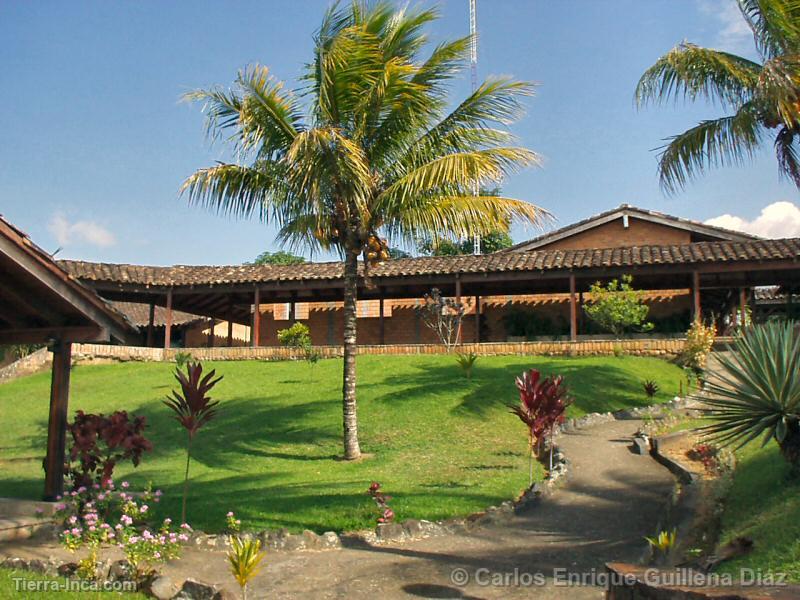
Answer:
xmin=1 ymin=418 xmax=675 ymax=599
xmin=177 ymin=417 xmax=674 ymax=599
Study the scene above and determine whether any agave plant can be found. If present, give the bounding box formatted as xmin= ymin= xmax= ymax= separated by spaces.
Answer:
xmin=164 ymin=362 xmax=223 ymax=523
xmin=509 ymin=369 xmax=573 ymax=484
xmin=700 ymin=321 xmax=800 ymax=474
xmin=645 ymin=529 xmax=677 ymax=554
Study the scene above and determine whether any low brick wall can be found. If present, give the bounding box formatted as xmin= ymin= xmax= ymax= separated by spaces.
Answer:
xmin=69 ymin=338 xmax=684 ymax=364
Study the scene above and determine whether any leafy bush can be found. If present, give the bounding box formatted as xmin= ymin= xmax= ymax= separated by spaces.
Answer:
xmin=66 ymin=411 xmax=152 ymax=491
xmin=583 ymin=275 xmax=653 ymax=337
xmin=277 ymin=322 xmax=311 ymax=350
xmin=455 ymin=352 xmax=478 ymax=380
xmin=509 ymin=369 xmax=573 ymax=484
xmin=679 ymin=319 xmax=716 ymax=374
xmin=501 ymin=309 xmax=565 ymax=339
xmin=163 ymin=362 xmax=223 ymax=523
xmin=701 ymin=321 xmax=800 ymax=474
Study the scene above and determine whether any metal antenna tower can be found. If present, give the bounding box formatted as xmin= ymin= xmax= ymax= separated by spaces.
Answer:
xmin=469 ymin=0 xmax=481 ymax=255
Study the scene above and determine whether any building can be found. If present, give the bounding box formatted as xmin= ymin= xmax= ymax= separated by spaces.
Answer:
xmin=56 ymin=205 xmax=800 ymax=348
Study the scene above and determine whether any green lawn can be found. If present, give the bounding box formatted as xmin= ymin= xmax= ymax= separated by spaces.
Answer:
xmin=715 ymin=442 xmax=800 ymax=582
xmin=0 ymin=354 xmax=682 ymax=533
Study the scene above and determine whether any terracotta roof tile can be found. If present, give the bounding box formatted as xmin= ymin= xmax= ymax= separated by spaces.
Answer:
xmin=56 ymin=238 xmax=800 ymax=289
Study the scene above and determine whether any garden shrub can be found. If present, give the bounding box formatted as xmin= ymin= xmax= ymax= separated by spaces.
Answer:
xmin=679 ymin=319 xmax=716 ymax=374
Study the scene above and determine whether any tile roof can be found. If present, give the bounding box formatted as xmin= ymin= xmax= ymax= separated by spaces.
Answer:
xmin=504 ymin=204 xmax=759 ymax=252
xmin=111 ymin=302 xmax=206 ymax=327
xmin=58 ymin=238 xmax=800 ymax=288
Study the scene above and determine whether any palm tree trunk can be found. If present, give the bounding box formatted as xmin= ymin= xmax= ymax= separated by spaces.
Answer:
xmin=779 ymin=425 xmax=800 ymax=477
xmin=342 ymin=250 xmax=362 ymax=460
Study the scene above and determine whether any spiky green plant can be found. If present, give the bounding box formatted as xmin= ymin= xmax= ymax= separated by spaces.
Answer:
xmin=645 ymin=529 xmax=677 ymax=554
xmin=181 ymin=1 xmax=547 ymax=460
xmin=228 ymin=536 xmax=265 ymax=600
xmin=636 ymin=0 xmax=800 ymax=192
xmin=700 ymin=320 xmax=800 ymax=474
xmin=164 ymin=362 xmax=223 ymax=524
xmin=455 ymin=352 xmax=479 ymax=380
xmin=643 ymin=379 xmax=660 ymax=400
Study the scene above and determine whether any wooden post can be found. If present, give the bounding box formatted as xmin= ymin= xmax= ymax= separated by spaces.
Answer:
xmin=379 ymin=291 xmax=385 ymax=345
xmin=207 ymin=319 xmax=216 ymax=348
xmin=692 ymin=271 xmax=701 ymax=321
xmin=474 ymin=295 xmax=481 ymax=343
xmin=164 ymin=289 xmax=173 ymax=349
xmin=739 ymin=287 xmax=748 ymax=326
xmin=146 ymin=300 xmax=155 ymax=347
xmin=44 ymin=341 xmax=72 ymax=500
xmin=569 ymin=275 xmax=577 ymax=342
xmin=289 ymin=297 xmax=296 ymax=325
xmin=227 ymin=298 xmax=234 ymax=347
xmin=252 ymin=288 xmax=261 ymax=348
xmin=455 ymin=277 xmax=463 ymax=345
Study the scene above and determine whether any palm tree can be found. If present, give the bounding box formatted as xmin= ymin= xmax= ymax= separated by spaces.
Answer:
xmin=636 ymin=0 xmax=800 ymax=192
xmin=181 ymin=1 xmax=546 ymax=460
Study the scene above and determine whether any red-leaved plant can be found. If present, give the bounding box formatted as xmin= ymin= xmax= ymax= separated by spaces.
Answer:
xmin=66 ymin=410 xmax=152 ymax=491
xmin=367 ymin=482 xmax=395 ymax=524
xmin=163 ymin=361 xmax=223 ymax=524
xmin=509 ymin=369 xmax=572 ymax=485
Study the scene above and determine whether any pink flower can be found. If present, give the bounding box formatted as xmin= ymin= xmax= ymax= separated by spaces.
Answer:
xmin=121 ymin=481 xmax=130 ymax=489
xmin=140 ymin=505 xmax=149 ymax=514
xmin=163 ymin=518 xmax=172 ymax=525
xmin=226 ymin=511 xmax=234 ymax=518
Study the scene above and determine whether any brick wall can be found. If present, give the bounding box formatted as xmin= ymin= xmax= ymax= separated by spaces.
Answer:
xmin=537 ymin=217 xmax=691 ymax=251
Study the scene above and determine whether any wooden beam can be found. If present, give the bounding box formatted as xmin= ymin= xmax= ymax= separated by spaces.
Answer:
xmin=378 ymin=291 xmax=385 ymax=346
xmin=164 ymin=289 xmax=173 ymax=349
xmin=455 ymin=277 xmax=462 ymax=345
xmin=146 ymin=301 xmax=155 ymax=347
xmin=692 ymin=271 xmax=701 ymax=321
xmin=227 ymin=298 xmax=234 ymax=347
xmin=252 ymin=287 xmax=261 ymax=347
xmin=474 ymin=295 xmax=481 ymax=343
xmin=43 ymin=341 xmax=71 ymax=500
xmin=569 ymin=275 xmax=577 ymax=342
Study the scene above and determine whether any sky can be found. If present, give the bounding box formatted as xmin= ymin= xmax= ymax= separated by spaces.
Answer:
xmin=2 ymin=0 xmax=799 ymax=265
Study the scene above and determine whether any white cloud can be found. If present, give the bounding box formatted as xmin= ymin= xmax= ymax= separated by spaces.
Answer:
xmin=705 ymin=201 xmax=800 ymax=238
xmin=48 ymin=213 xmax=116 ymax=248
xmin=698 ymin=0 xmax=754 ymax=54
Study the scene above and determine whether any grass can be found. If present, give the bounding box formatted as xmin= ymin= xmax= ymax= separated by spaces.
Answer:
xmin=715 ymin=442 xmax=800 ymax=582
xmin=0 ymin=354 xmax=683 ymax=534
xmin=0 ymin=569 xmax=146 ymax=599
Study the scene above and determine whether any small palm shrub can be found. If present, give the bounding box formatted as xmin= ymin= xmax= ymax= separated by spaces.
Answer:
xmin=455 ymin=352 xmax=478 ymax=380
xmin=228 ymin=534 xmax=265 ymax=600
xmin=163 ymin=362 xmax=223 ymax=523
xmin=509 ymin=369 xmax=572 ymax=484
xmin=174 ymin=351 xmax=195 ymax=369
xmin=646 ymin=529 xmax=677 ymax=554
xmin=679 ymin=319 xmax=716 ymax=374
xmin=701 ymin=321 xmax=800 ymax=475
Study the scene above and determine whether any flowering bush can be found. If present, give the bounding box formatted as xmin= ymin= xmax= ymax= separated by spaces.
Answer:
xmin=226 ymin=510 xmax=242 ymax=533
xmin=367 ymin=482 xmax=395 ymax=524
xmin=679 ymin=320 xmax=716 ymax=375
xmin=686 ymin=442 xmax=721 ymax=472
xmin=54 ymin=481 xmax=190 ymax=581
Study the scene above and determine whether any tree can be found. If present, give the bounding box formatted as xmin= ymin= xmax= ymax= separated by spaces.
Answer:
xmin=418 ymin=229 xmax=514 ymax=255
xmin=418 ymin=288 xmax=464 ymax=352
xmin=251 ymin=250 xmax=306 ymax=265
xmin=583 ymin=275 xmax=654 ymax=337
xmin=181 ymin=2 xmax=546 ymax=460
xmin=636 ymin=0 xmax=800 ymax=192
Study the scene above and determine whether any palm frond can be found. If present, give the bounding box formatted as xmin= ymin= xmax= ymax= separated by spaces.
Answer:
xmin=737 ymin=0 xmax=800 ymax=58
xmin=775 ymin=125 xmax=800 ymax=186
xmin=656 ymin=105 xmax=764 ymax=193
xmin=635 ymin=43 xmax=760 ymax=109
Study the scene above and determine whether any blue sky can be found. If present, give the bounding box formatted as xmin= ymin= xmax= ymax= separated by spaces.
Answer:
xmin=2 ymin=0 xmax=799 ymax=265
